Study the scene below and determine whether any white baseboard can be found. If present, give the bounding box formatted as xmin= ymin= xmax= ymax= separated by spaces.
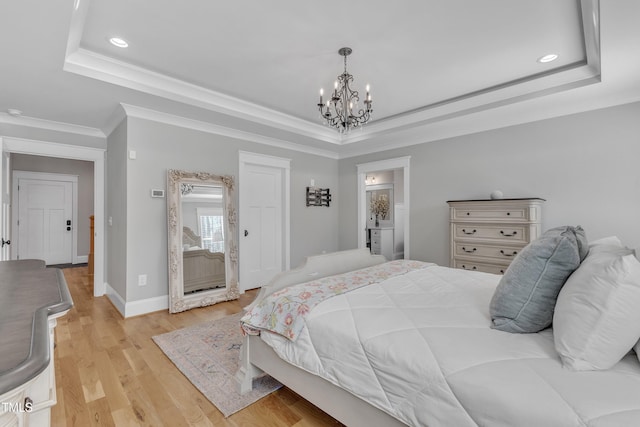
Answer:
xmin=105 ymin=282 xmax=126 ymax=317
xmin=125 ymin=295 xmax=169 ymax=317
xmin=104 ymin=282 xmax=169 ymax=318
xmin=74 ymin=255 xmax=88 ymax=264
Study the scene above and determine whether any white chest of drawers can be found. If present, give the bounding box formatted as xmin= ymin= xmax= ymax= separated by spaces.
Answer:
xmin=369 ymin=227 xmax=394 ymax=261
xmin=447 ymin=198 xmax=544 ymax=274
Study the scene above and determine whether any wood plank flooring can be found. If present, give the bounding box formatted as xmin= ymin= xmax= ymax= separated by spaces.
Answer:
xmin=52 ymin=267 xmax=343 ymax=426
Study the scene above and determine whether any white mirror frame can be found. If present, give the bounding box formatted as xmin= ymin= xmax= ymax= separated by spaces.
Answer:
xmin=167 ymin=169 xmax=239 ymax=313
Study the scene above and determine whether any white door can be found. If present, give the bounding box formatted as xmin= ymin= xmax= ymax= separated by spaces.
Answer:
xmin=239 ymin=152 xmax=290 ymax=292
xmin=16 ymin=177 xmax=73 ymax=264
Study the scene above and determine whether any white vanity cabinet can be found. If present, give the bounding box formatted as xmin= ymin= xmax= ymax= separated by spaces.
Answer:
xmin=0 ymin=263 xmax=72 ymax=427
xmin=0 ymin=317 xmax=62 ymax=427
xmin=447 ymin=198 xmax=544 ymax=274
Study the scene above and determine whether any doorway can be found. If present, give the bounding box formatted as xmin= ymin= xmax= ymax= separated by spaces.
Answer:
xmin=12 ymin=171 xmax=77 ymax=265
xmin=238 ymin=151 xmax=290 ymax=292
xmin=0 ymin=136 xmax=106 ymax=296
xmin=357 ymin=156 xmax=411 ymax=259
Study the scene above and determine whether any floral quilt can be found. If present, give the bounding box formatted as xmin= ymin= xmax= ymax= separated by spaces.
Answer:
xmin=240 ymin=259 xmax=431 ymax=341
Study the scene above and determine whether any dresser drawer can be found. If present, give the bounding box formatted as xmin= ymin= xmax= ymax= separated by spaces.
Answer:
xmin=451 ymin=206 xmax=531 ymax=222
xmin=453 ymin=260 xmax=508 ymax=275
xmin=453 ymin=224 xmax=530 ymax=244
xmin=454 ymin=242 xmax=521 ymax=262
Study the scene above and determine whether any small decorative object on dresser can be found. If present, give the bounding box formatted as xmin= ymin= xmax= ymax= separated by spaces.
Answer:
xmin=447 ymin=198 xmax=545 ymax=274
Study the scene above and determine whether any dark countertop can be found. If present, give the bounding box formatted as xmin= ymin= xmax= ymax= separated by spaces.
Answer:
xmin=0 ymin=260 xmax=73 ymax=395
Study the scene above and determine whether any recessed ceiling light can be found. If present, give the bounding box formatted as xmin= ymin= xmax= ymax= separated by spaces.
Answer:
xmin=109 ymin=37 xmax=129 ymax=48
xmin=537 ymin=54 xmax=559 ymax=63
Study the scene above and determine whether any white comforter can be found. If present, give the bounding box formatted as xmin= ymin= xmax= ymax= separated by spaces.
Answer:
xmin=260 ymin=264 xmax=640 ymax=427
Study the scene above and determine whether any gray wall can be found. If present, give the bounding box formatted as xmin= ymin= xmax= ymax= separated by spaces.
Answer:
xmin=106 ymin=119 xmax=128 ymax=298
xmin=119 ymin=117 xmax=340 ymax=302
xmin=11 ymin=153 xmax=94 ymax=257
xmin=338 ymin=101 xmax=640 ymax=266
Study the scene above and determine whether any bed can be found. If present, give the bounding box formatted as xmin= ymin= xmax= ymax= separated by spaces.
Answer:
xmin=235 ymin=246 xmax=640 ymax=427
xmin=182 ymin=226 xmax=226 ymax=293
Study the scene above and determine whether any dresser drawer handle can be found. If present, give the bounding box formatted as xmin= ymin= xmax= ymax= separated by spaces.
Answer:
xmin=500 ymin=250 xmax=518 ymax=257
xmin=462 ymin=247 xmax=477 ymax=253
xmin=462 ymin=229 xmax=477 ymax=235
xmin=461 ymin=265 xmax=477 ymax=270
xmin=500 ymin=230 xmax=517 ymax=237
xmin=506 ymin=212 xmax=511 ymax=216
xmin=500 ymin=269 xmax=505 ymax=274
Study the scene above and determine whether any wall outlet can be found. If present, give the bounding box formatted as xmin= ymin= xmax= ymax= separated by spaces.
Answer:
xmin=138 ymin=274 xmax=147 ymax=286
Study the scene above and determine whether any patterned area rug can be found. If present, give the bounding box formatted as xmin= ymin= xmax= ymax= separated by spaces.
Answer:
xmin=152 ymin=312 xmax=282 ymax=417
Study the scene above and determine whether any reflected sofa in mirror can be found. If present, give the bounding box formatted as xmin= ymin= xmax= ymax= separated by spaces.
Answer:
xmin=167 ymin=169 xmax=239 ymax=313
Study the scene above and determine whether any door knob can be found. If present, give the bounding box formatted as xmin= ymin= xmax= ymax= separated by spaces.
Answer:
xmin=244 ymin=230 xmax=249 ymax=237
xmin=1 ymin=238 xmax=10 ymax=247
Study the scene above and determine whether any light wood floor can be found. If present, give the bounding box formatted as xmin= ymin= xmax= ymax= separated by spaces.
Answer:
xmin=52 ymin=267 xmax=343 ymax=426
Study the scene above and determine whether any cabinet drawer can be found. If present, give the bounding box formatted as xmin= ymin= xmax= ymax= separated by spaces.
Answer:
xmin=451 ymin=206 xmax=531 ymax=222
xmin=370 ymin=229 xmax=381 ymax=238
xmin=454 ymin=242 xmax=521 ymax=261
xmin=453 ymin=224 xmax=530 ymax=244
xmin=453 ymin=260 xmax=507 ymax=275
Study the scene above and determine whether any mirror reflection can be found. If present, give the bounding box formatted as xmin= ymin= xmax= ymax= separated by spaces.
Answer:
xmin=181 ymin=183 xmax=226 ymax=294
xmin=167 ymin=170 xmax=239 ymax=313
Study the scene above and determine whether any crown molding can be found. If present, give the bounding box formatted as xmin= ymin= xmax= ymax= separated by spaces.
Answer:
xmin=64 ymin=47 xmax=341 ymax=145
xmin=61 ymin=0 xmax=601 ymax=154
xmin=120 ymin=104 xmax=339 ymax=159
xmin=0 ymin=113 xmax=105 ymax=138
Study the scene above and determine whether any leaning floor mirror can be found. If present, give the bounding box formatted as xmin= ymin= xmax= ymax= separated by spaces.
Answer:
xmin=167 ymin=169 xmax=239 ymax=313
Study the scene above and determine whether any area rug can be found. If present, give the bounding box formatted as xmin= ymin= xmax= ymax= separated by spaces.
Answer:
xmin=152 ymin=312 xmax=282 ymax=417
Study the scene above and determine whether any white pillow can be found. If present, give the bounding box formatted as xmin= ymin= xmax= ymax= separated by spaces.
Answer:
xmin=589 ymin=236 xmax=623 ymax=248
xmin=636 ymin=340 xmax=640 ymax=364
xmin=553 ymin=245 xmax=640 ymax=370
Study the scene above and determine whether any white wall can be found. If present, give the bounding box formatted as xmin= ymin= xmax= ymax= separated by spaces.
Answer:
xmin=339 ymin=101 xmax=640 ymax=266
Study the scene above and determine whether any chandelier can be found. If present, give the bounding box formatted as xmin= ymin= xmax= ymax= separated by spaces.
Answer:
xmin=317 ymin=47 xmax=372 ymax=133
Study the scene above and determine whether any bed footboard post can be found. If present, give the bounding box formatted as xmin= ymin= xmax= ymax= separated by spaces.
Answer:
xmin=235 ymin=335 xmax=264 ymax=394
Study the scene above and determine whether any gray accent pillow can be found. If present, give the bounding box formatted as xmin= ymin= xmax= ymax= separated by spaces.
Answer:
xmin=490 ymin=225 xmax=588 ymax=333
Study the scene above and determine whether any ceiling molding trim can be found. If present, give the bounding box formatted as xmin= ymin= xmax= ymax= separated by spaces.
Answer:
xmin=342 ymin=1 xmax=601 ymax=145
xmin=1 ymin=136 xmax=106 ymax=159
xmin=0 ymin=113 xmax=105 ymax=138
xmin=102 ymin=105 xmax=127 ymax=137
xmin=120 ymin=104 xmax=339 ymax=159
xmin=62 ymin=0 xmax=601 ymax=151
xmin=343 ymin=63 xmax=600 ymax=145
xmin=63 ymin=48 xmax=340 ymax=145
xmin=65 ymin=0 xmax=90 ymax=58
xmin=337 ymin=86 xmax=624 ymax=160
